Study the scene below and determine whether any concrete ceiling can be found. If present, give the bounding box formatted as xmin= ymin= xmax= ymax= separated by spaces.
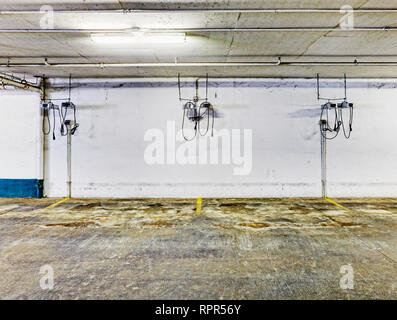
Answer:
xmin=1 ymin=1 xmax=397 ymax=78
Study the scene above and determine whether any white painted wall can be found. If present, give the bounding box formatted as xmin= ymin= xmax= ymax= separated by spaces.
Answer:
xmin=326 ymin=83 xmax=397 ymax=197
xmin=46 ymin=79 xmax=321 ymax=197
xmin=0 ymin=90 xmax=42 ymax=179
xmin=1 ymin=78 xmax=396 ymax=198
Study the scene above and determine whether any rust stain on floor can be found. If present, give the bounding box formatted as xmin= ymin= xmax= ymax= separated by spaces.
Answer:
xmin=45 ymin=221 xmax=98 ymax=228
xmin=140 ymin=220 xmax=175 ymax=227
xmin=237 ymin=222 xmax=271 ymax=228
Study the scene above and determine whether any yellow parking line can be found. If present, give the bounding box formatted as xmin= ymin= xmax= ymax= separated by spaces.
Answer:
xmin=324 ymin=197 xmax=354 ymax=213
xmin=43 ymin=197 xmax=70 ymax=210
xmin=196 ymin=197 xmax=202 ymax=214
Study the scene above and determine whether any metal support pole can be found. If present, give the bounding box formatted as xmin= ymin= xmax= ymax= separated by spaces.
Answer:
xmin=40 ymin=77 xmax=46 ymax=197
xmin=66 ymin=120 xmax=72 ymax=198
xmin=320 ymin=120 xmax=327 ymax=198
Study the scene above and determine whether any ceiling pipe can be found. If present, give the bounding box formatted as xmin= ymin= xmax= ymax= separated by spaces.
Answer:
xmin=0 ymin=59 xmax=282 ymax=68
xmin=3 ymin=58 xmax=397 ymax=68
xmin=0 ymin=75 xmax=42 ymax=93
xmin=0 ymin=29 xmax=128 ymax=33
xmin=151 ymin=27 xmax=397 ymax=32
xmin=2 ymin=8 xmax=397 ymax=14
xmin=287 ymin=62 xmax=397 ymax=66
xmin=0 ymin=27 xmax=396 ymax=33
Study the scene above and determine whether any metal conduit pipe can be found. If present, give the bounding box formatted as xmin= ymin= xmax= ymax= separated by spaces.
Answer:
xmin=2 ymin=8 xmax=397 ymax=14
xmin=3 ymin=59 xmax=397 ymax=68
xmin=287 ymin=62 xmax=397 ymax=66
xmin=153 ymin=27 xmax=397 ymax=32
xmin=0 ymin=60 xmax=281 ymax=68
xmin=0 ymin=75 xmax=42 ymax=93
xmin=0 ymin=27 xmax=396 ymax=33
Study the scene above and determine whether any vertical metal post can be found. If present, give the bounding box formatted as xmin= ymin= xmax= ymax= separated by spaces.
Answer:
xmin=66 ymin=121 xmax=72 ymax=198
xmin=320 ymin=120 xmax=327 ymax=198
xmin=40 ymin=77 xmax=46 ymax=197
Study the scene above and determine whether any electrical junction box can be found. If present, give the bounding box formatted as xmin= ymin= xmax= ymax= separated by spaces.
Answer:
xmin=338 ymin=102 xmax=353 ymax=108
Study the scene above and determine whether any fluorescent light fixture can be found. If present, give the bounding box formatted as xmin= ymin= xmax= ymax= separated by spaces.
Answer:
xmin=91 ymin=32 xmax=186 ymax=44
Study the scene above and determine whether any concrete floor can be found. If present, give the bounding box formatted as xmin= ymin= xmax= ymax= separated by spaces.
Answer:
xmin=0 ymin=197 xmax=396 ymax=300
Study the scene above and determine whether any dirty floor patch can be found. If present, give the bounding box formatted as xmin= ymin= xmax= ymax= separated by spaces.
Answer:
xmin=0 ymin=197 xmax=396 ymax=299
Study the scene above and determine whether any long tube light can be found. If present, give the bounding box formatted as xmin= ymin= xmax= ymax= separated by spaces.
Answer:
xmin=90 ymin=32 xmax=186 ymax=44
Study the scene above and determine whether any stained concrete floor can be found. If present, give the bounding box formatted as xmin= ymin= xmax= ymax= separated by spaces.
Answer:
xmin=0 ymin=197 xmax=396 ymax=300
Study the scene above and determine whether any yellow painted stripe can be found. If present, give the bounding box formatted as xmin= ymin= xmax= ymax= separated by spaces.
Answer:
xmin=196 ymin=197 xmax=202 ymax=214
xmin=324 ymin=197 xmax=354 ymax=213
xmin=43 ymin=197 xmax=70 ymax=210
